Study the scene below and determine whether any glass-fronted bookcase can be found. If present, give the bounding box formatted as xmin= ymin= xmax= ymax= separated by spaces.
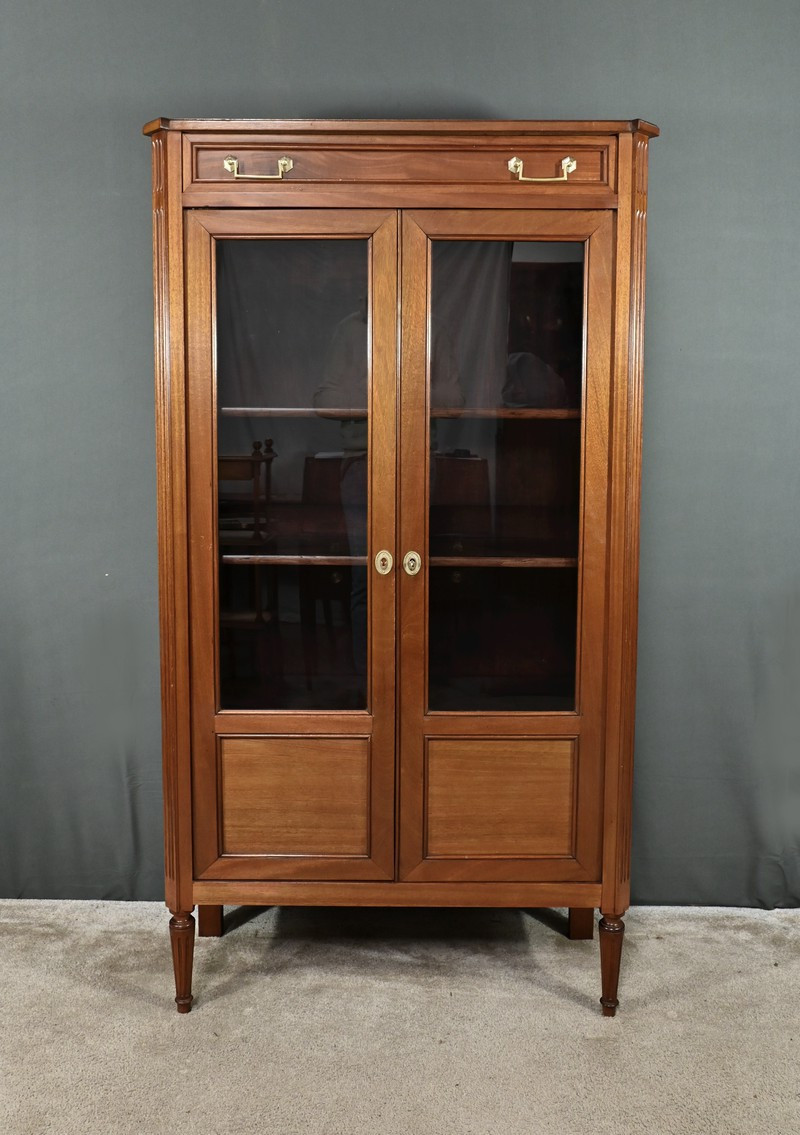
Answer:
xmin=145 ymin=117 xmax=657 ymax=1014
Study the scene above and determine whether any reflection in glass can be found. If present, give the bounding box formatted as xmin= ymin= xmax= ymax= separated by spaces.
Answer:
xmin=215 ymin=240 xmax=369 ymax=710
xmin=219 ymin=565 xmax=364 ymax=710
xmin=430 ymin=419 xmax=580 ymax=559
xmin=429 ymin=240 xmax=584 ymax=711
xmin=429 ymin=568 xmax=578 ymax=712
xmin=430 ymin=240 xmax=583 ymax=411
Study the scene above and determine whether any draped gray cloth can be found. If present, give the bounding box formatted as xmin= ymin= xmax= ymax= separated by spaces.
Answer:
xmin=2 ymin=0 xmax=798 ymax=907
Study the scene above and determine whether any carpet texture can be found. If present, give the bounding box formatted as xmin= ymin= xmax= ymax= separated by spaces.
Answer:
xmin=0 ymin=902 xmax=797 ymax=1134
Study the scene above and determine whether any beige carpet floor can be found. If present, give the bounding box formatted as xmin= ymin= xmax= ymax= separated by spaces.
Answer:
xmin=0 ymin=902 xmax=797 ymax=1134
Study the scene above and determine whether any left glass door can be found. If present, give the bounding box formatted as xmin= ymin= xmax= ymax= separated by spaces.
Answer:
xmin=216 ymin=236 xmax=370 ymax=710
xmin=185 ymin=210 xmax=397 ymax=881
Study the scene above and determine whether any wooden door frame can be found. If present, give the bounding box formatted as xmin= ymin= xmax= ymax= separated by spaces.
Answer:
xmin=184 ymin=208 xmax=398 ymax=881
xmin=397 ymin=209 xmax=614 ymax=882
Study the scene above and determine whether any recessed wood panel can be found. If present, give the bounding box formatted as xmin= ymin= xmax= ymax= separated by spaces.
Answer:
xmin=425 ymin=738 xmax=576 ymax=858
xmin=219 ymin=736 xmax=369 ymax=856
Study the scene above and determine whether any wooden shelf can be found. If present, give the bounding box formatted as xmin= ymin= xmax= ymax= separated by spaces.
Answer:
xmin=431 ymin=407 xmax=580 ymax=419
xmin=219 ymin=611 xmax=274 ymax=626
xmin=219 ymin=407 xmax=580 ymax=419
xmin=430 ymin=556 xmax=577 ymax=568
xmin=223 ymin=554 xmax=575 ymax=568
xmin=222 ymin=554 xmax=366 ymax=566
xmin=220 ymin=407 xmax=367 ymax=418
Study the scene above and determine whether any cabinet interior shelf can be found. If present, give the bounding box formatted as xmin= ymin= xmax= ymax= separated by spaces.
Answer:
xmin=219 ymin=407 xmax=581 ymax=419
xmin=221 ymin=554 xmax=577 ymax=568
xmin=430 ymin=556 xmax=577 ymax=568
xmin=431 ymin=408 xmax=580 ymax=419
xmin=222 ymin=554 xmax=366 ymax=566
xmin=220 ymin=407 xmax=367 ymax=418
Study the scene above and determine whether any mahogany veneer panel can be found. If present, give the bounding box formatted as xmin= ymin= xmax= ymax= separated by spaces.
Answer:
xmin=425 ymin=738 xmax=575 ymax=858
xmin=190 ymin=142 xmax=610 ymax=187
xmin=219 ymin=736 xmax=370 ymax=857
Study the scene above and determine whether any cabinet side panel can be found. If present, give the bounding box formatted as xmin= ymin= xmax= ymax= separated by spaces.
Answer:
xmin=152 ymin=130 xmax=193 ymax=911
xmin=602 ymin=132 xmax=652 ymax=915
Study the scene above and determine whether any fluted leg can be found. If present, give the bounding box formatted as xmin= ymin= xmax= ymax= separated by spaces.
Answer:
xmin=198 ymin=905 xmax=223 ymax=937
xmin=599 ymin=914 xmax=625 ymax=1016
xmin=169 ymin=910 xmax=195 ymax=1013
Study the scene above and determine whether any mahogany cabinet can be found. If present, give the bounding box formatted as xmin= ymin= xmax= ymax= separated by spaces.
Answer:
xmin=144 ymin=117 xmax=658 ymax=1014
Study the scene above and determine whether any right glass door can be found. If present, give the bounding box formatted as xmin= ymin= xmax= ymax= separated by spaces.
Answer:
xmin=428 ymin=236 xmax=582 ymax=712
xmin=399 ymin=210 xmax=614 ymax=882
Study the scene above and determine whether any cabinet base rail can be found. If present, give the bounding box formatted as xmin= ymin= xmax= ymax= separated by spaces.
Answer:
xmin=191 ymin=880 xmax=603 ymax=906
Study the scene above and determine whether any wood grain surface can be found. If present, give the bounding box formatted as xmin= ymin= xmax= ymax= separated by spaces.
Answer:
xmin=425 ymin=738 xmax=575 ymax=857
xmin=219 ymin=736 xmax=370 ymax=856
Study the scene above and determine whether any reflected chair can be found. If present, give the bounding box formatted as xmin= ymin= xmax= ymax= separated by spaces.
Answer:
xmin=218 ymin=441 xmax=279 ymax=699
xmin=298 ymin=455 xmax=354 ymax=691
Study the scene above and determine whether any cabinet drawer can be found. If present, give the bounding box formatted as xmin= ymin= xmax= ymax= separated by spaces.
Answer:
xmin=186 ymin=138 xmax=614 ymax=191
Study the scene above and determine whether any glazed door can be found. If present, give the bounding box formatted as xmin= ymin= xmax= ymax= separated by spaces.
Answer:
xmin=398 ymin=210 xmax=613 ymax=881
xmin=185 ymin=210 xmax=397 ymax=881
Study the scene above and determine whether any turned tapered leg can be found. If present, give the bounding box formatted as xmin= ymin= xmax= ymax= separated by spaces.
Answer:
xmin=568 ymin=907 xmax=595 ymax=940
xmin=598 ymin=914 xmax=625 ymax=1016
xmin=169 ymin=910 xmax=195 ymax=1013
xmin=198 ymin=904 xmax=223 ymax=937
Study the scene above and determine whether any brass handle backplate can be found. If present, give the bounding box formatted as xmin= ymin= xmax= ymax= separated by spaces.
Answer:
xmin=403 ymin=551 xmax=421 ymax=576
xmin=223 ymin=155 xmax=294 ymax=180
xmin=374 ymin=550 xmax=393 ymax=576
xmin=508 ymin=155 xmax=577 ymax=182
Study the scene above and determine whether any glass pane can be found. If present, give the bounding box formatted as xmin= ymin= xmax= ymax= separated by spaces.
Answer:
xmin=428 ymin=240 xmax=584 ymax=711
xmin=219 ymin=563 xmax=366 ymax=710
xmin=429 ymin=567 xmax=578 ymax=711
xmin=216 ymin=239 xmax=369 ymax=710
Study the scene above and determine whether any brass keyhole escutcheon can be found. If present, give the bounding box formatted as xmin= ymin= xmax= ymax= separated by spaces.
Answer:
xmin=403 ymin=551 xmax=421 ymax=576
xmin=374 ymin=550 xmax=393 ymax=575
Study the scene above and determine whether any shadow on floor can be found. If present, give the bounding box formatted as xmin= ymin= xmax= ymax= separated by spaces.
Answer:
xmin=220 ymin=904 xmax=576 ymax=943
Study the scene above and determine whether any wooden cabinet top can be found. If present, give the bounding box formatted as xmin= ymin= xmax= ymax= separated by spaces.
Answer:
xmin=143 ymin=117 xmax=659 ymax=138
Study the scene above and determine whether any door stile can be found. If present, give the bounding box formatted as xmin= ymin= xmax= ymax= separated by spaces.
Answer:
xmin=185 ymin=212 xmax=216 ymax=877
xmin=398 ymin=214 xmax=431 ymax=879
xmin=574 ymin=212 xmax=614 ymax=876
xmin=366 ymin=211 xmax=399 ymax=877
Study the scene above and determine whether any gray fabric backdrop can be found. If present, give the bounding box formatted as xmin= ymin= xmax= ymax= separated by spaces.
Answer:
xmin=1 ymin=0 xmax=798 ymax=905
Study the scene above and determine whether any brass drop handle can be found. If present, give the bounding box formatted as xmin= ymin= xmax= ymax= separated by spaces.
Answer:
xmin=403 ymin=551 xmax=421 ymax=577
xmin=374 ymin=550 xmax=393 ymax=576
xmin=508 ymin=155 xmax=577 ymax=182
xmin=223 ymin=155 xmax=294 ymax=180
